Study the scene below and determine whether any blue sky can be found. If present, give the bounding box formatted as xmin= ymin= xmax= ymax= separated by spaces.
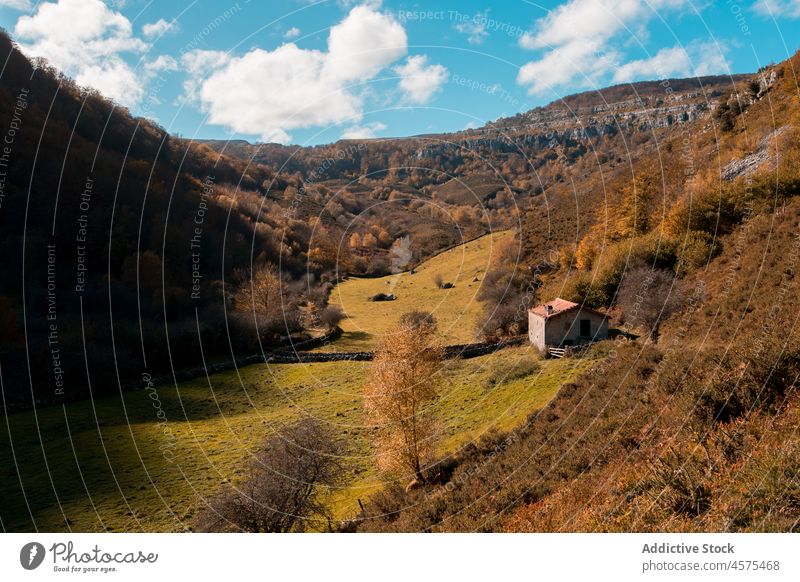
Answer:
xmin=1 ymin=0 xmax=799 ymax=145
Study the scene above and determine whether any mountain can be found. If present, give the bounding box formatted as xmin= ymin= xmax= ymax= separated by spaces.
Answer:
xmin=0 ymin=21 xmax=779 ymax=412
xmin=348 ymin=51 xmax=800 ymax=532
xmin=1 ymin=21 xmax=799 ymax=534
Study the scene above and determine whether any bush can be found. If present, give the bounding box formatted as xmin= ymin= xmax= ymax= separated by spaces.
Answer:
xmin=195 ymin=419 xmax=347 ymax=532
xmin=319 ymin=304 xmax=345 ymax=331
xmin=675 ymin=230 xmax=720 ymax=275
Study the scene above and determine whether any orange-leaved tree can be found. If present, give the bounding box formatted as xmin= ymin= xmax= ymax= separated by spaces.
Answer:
xmin=364 ymin=312 xmax=443 ymax=485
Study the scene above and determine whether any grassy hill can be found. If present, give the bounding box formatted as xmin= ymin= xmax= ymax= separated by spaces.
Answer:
xmin=0 ymin=343 xmax=594 ymax=532
xmin=323 ymin=230 xmax=511 ymax=351
xmin=0 ymin=224 xmax=594 ymax=532
xmin=352 ymin=51 xmax=800 ymax=533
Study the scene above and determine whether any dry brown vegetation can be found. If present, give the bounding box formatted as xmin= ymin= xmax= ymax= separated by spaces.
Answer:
xmin=365 ymin=312 xmax=443 ymax=485
xmin=196 ymin=418 xmax=347 ymax=532
xmin=347 ymin=51 xmax=800 ymax=533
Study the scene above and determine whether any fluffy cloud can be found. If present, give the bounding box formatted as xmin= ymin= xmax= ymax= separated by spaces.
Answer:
xmin=142 ymin=18 xmax=177 ymax=39
xmin=754 ymin=0 xmax=800 ymax=18
xmin=612 ymin=42 xmax=729 ymax=83
xmin=341 ymin=121 xmax=386 ymax=139
xmin=394 ymin=55 xmax=448 ymax=104
xmin=0 ymin=0 xmax=33 ymax=10
xmin=283 ymin=26 xmax=301 ymax=39
xmin=145 ymin=54 xmax=179 ymax=73
xmin=517 ymin=0 xmax=692 ymax=95
xmin=14 ymin=0 xmax=148 ymax=107
xmin=187 ymin=5 xmax=408 ymax=143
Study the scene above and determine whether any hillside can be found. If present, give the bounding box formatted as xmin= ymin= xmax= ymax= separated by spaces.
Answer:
xmin=1 ymin=16 xmax=799 ymax=537
xmin=0 ymin=325 xmax=593 ymax=532
xmin=349 ymin=51 xmax=800 ymax=533
xmin=323 ymin=230 xmax=510 ymax=351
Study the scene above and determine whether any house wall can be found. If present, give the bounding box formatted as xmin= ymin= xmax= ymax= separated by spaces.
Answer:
xmin=529 ymin=307 xmax=608 ymax=348
xmin=528 ymin=312 xmax=547 ymax=350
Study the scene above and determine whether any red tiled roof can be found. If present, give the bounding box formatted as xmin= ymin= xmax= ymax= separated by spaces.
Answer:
xmin=530 ymin=298 xmax=608 ymax=319
xmin=529 ymin=298 xmax=578 ymax=318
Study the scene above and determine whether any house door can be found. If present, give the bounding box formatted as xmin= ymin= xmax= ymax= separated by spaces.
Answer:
xmin=580 ymin=319 xmax=591 ymax=337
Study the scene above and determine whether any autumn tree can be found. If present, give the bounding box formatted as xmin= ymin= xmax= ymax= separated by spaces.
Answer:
xmin=318 ymin=304 xmax=345 ymax=332
xmin=615 ymin=175 xmax=654 ymax=239
xmin=364 ymin=311 xmax=442 ymax=485
xmin=233 ymin=263 xmax=294 ymax=337
xmin=362 ymin=232 xmax=378 ymax=248
xmin=196 ymin=418 xmax=347 ymax=532
xmin=476 ymin=236 xmax=533 ymax=339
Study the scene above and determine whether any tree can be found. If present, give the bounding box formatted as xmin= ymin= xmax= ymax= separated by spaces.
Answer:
xmin=617 ymin=266 xmax=683 ymax=342
xmin=615 ymin=175 xmax=653 ymax=239
xmin=475 ymin=237 xmax=533 ymax=339
xmin=362 ymin=232 xmax=378 ymax=248
xmin=233 ymin=263 xmax=292 ymax=337
xmin=319 ymin=304 xmax=345 ymax=332
xmin=196 ymin=418 xmax=347 ymax=532
xmin=364 ymin=312 xmax=442 ymax=485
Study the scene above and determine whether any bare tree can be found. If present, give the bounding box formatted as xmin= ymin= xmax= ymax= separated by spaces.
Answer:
xmin=233 ymin=263 xmax=296 ymax=337
xmin=319 ymin=304 xmax=345 ymax=332
xmin=617 ymin=266 xmax=683 ymax=342
xmin=196 ymin=418 xmax=347 ymax=532
xmin=364 ymin=312 xmax=442 ymax=486
xmin=433 ymin=273 xmax=444 ymax=289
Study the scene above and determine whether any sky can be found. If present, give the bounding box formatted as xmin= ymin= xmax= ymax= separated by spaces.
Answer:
xmin=0 ymin=0 xmax=799 ymax=146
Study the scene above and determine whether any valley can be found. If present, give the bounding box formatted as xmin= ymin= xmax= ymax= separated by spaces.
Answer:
xmin=0 ymin=228 xmax=595 ymax=532
xmin=1 ymin=22 xmax=799 ymax=536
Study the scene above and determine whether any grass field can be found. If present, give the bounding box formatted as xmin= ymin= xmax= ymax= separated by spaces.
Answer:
xmin=0 ymin=230 xmax=599 ymax=533
xmin=0 ymin=345 xmax=596 ymax=532
xmin=322 ymin=230 xmax=511 ymax=351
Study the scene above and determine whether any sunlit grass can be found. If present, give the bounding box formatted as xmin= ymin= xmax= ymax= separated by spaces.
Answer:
xmin=0 ymin=344 xmax=597 ymax=532
xmin=322 ymin=230 xmax=512 ymax=351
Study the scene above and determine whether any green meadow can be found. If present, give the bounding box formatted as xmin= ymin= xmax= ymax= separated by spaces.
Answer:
xmin=0 ymin=345 xmax=595 ymax=532
xmin=323 ymin=230 xmax=511 ymax=351
xmin=0 ymin=231 xmax=599 ymax=532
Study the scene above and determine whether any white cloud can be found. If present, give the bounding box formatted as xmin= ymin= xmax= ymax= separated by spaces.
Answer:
xmin=283 ymin=26 xmax=301 ymax=39
xmin=394 ymin=55 xmax=448 ymax=104
xmin=754 ymin=0 xmax=800 ymax=18
xmin=325 ymin=5 xmax=406 ymax=81
xmin=0 ymin=0 xmax=33 ymax=10
xmin=454 ymin=10 xmax=489 ymax=45
xmin=612 ymin=42 xmax=728 ymax=83
xmin=516 ymin=0 xmax=689 ymax=95
xmin=14 ymin=0 xmax=148 ymax=107
xmin=180 ymin=50 xmax=230 ymax=100
xmin=341 ymin=121 xmax=386 ymax=139
xmin=145 ymin=54 xmax=178 ymax=73
xmin=142 ymin=18 xmax=176 ymax=39
xmin=186 ymin=5 xmax=407 ymax=143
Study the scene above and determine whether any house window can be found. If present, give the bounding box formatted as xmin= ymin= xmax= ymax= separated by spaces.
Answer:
xmin=580 ymin=319 xmax=591 ymax=336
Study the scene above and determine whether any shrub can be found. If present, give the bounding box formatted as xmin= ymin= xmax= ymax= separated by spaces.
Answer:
xmin=319 ymin=304 xmax=345 ymax=331
xmin=617 ymin=266 xmax=684 ymax=342
xmin=675 ymin=230 xmax=720 ymax=275
xmin=196 ymin=418 xmax=347 ymax=532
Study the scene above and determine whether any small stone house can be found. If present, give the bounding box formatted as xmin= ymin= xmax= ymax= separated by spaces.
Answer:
xmin=528 ymin=298 xmax=608 ymax=350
